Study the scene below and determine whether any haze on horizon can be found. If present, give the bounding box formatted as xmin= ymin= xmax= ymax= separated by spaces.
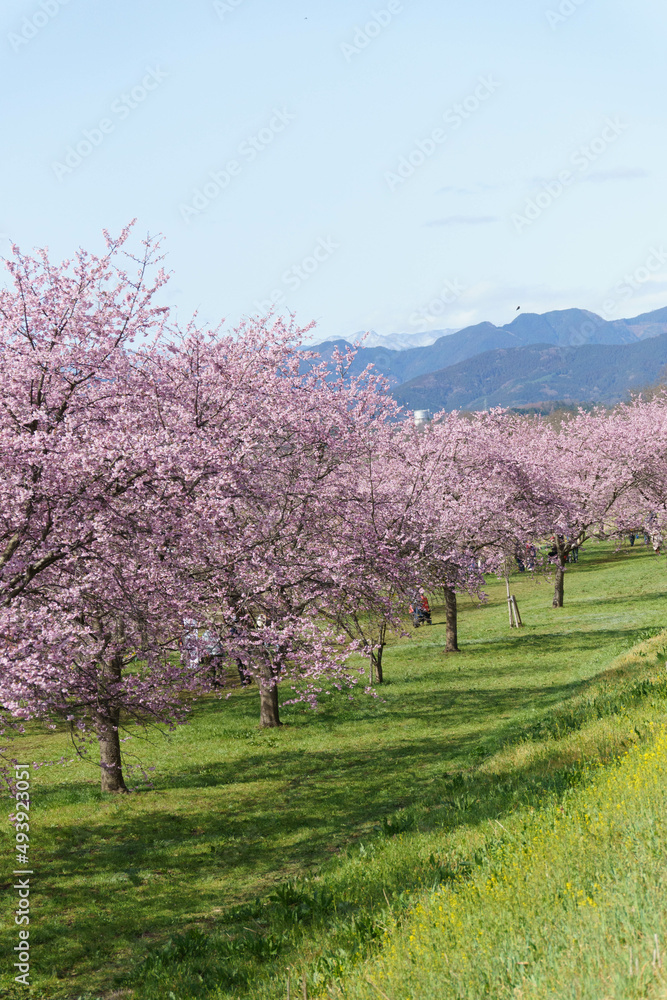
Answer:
xmin=2 ymin=0 xmax=666 ymax=341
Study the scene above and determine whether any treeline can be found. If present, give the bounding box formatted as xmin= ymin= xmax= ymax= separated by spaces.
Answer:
xmin=1 ymin=228 xmax=666 ymax=791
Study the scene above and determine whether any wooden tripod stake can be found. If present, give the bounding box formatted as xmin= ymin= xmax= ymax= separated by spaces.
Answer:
xmin=505 ymin=570 xmax=523 ymax=628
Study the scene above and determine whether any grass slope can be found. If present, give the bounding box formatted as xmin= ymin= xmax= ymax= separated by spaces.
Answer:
xmin=0 ymin=541 xmax=666 ymax=998
xmin=339 ymin=699 xmax=667 ymax=1000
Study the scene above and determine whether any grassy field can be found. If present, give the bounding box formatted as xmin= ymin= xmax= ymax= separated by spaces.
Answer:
xmin=1 ymin=539 xmax=667 ymax=999
xmin=337 ymin=714 xmax=667 ymax=1000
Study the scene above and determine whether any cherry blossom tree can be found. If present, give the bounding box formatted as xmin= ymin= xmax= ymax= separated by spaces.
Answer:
xmin=151 ymin=337 xmax=419 ymax=719
xmin=506 ymin=409 xmax=634 ymax=607
xmin=595 ymin=395 xmax=667 ymax=548
xmin=3 ymin=226 xmax=646 ymax=796
xmin=306 ymin=419 xmax=444 ymax=685
xmin=305 ymin=407 xmax=562 ymax=672
xmin=391 ymin=410 xmax=565 ymax=648
xmin=0 ymin=226 xmax=198 ymax=790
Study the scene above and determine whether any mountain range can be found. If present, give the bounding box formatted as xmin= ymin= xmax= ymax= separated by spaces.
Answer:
xmin=348 ymin=329 xmax=458 ymax=350
xmin=307 ymin=306 xmax=667 ymax=410
xmin=392 ymin=335 xmax=667 ymax=411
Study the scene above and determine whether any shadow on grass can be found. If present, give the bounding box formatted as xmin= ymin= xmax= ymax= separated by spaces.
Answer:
xmin=553 ymin=547 xmax=654 ymax=576
xmin=27 ymin=637 xmax=667 ymax=977
xmin=455 ymin=625 xmax=660 ymax=656
xmin=79 ymin=659 xmax=665 ymax=998
xmin=9 ymin=589 xmax=666 ymax=998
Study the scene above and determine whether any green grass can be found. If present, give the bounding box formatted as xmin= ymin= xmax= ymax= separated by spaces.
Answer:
xmin=337 ymin=711 xmax=667 ymax=1000
xmin=1 ymin=540 xmax=666 ymax=999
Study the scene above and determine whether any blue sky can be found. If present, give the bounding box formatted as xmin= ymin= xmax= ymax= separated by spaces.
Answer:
xmin=2 ymin=0 xmax=666 ymax=340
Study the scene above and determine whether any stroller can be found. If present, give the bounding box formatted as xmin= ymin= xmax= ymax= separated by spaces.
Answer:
xmin=409 ymin=591 xmax=432 ymax=628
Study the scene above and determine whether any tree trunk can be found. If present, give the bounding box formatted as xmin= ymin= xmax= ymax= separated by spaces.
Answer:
xmin=443 ymin=585 xmax=460 ymax=652
xmin=96 ymin=653 xmax=129 ymax=793
xmin=552 ymin=558 xmax=566 ymax=608
xmin=369 ymin=644 xmax=384 ymax=684
xmin=259 ymin=655 xmax=281 ymax=727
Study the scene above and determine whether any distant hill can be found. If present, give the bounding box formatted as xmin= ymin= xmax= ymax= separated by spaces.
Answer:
xmin=391 ymin=334 xmax=667 ymax=412
xmin=624 ymin=306 xmax=667 ymax=341
xmin=307 ymin=306 xmax=667 ymax=388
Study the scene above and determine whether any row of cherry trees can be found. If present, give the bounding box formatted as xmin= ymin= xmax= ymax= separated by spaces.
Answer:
xmin=1 ymin=229 xmax=665 ymax=791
